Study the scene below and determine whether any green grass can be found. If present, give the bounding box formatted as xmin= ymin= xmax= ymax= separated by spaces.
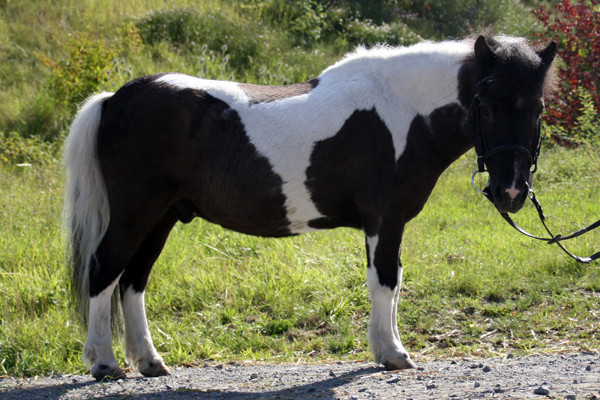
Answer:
xmin=0 ymin=0 xmax=598 ymax=379
xmin=0 ymin=144 xmax=598 ymax=377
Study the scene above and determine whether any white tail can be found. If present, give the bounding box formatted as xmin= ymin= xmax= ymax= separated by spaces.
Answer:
xmin=64 ymin=92 xmax=114 ymax=324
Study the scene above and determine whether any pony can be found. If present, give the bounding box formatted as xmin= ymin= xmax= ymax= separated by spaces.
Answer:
xmin=64 ymin=35 xmax=556 ymax=380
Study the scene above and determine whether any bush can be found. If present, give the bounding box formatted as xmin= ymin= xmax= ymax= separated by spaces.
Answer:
xmin=245 ymin=0 xmax=328 ymax=46
xmin=39 ymin=25 xmax=140 ymax=111
xmin=400 ymin=0 xmax=511 ymax=39
xmin=245 ymin=0 xmax=421 ymax=48
xmin=336 ymin=16 xmax=421 ymax=47
xmin=135 ymin=8 xmax=261 ymax=70
xmin=0 ymin=131 xmax=58 ymax=165
xmin=533 ymin=0 xmax=600 ymax=141
xmin=35 ymin=24 xmax=140 ymax=140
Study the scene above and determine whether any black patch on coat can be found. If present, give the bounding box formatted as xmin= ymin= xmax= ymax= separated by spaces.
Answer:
xmin=239 ymin=78 xmax=319 ymax=104
xmin=98 ymin=74 xmax=291 ymax=238
xmin=305 ymin=108 xmax=397 ymax=233
xmin=374 ymin=104 xmax=471 ymax=288
xmin=304 ymin=104 xmax=471 ymax=289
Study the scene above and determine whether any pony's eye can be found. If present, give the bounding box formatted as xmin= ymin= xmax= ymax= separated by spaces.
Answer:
xmin=480 ymin=104 xmax=492 ymax=119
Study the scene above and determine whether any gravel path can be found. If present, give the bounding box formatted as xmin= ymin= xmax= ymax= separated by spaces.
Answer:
xmin=1 ymin=353 xmax=599 ymax=399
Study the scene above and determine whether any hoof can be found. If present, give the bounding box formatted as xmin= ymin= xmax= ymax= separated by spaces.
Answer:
xmin=381 ymin=352 xmax=417 ymax=371
xmin=139 ymin=360 xmax=171 ymax=377
xmin=92 ymin=364 xmax=127 ymax=381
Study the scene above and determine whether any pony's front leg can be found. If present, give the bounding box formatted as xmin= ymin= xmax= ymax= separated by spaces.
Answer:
xmin=84 ymin=276 xmax=126 ymax=380
xmin=366 ymin=234 xmax=416 ymax=370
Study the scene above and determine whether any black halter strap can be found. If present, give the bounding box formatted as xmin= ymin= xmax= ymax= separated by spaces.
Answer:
xmin=469 ymin=91 xmax=600 ymax=263
xmin=470 ymin=94 xmax=541 ymax=174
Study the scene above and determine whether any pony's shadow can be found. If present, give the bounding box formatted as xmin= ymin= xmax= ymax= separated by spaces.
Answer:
xmin=1 ymin=365 xmax=384 ymax=399
xmin=0 ymin=379 xmax=97 ymax=400
xmin=165 ymin=365 xmax=384 ymax=399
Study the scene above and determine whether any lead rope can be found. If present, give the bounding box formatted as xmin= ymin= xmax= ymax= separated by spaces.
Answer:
xmin=472 ymin=170 xmax=600 ymax=263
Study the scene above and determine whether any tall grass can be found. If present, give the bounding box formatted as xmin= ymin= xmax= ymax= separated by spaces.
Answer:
xmin=0 ymin=145 xmax=598 ymax=377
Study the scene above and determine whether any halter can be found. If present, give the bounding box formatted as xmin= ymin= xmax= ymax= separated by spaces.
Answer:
xmin=469 ymin=87 xmax=600 ymax=263
xmin=470 ymin=91 xmax=542 ymax=175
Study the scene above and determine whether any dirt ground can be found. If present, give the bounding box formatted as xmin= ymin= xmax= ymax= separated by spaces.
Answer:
xmin=1 ymin=353 xmax=599 ymax=399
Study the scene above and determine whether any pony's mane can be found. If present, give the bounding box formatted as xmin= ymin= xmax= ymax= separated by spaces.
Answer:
xmin=320 ymin=40 xmax=472 ymax=77
xmin=323 ymin=36 xmax=557 ymax=99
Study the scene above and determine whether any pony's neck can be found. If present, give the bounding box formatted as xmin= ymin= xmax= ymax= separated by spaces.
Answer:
xmin=322 ymin=41 xmax=473 ymax=114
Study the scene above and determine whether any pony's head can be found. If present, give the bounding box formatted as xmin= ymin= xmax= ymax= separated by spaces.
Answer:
xmin=466 ymin=35 xmax=556 ymax=214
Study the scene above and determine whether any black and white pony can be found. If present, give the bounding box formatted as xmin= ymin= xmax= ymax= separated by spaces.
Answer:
xmin=65 ymin=35 xmax=556 ymax=380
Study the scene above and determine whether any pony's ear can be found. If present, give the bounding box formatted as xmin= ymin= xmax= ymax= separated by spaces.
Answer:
xmin=538 ymin=41 xmax=557 ymax=68
xmin=474 ymin=35 xmax=495 ymax=71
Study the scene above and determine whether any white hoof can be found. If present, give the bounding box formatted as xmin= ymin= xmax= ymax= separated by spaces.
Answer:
xmin=378 ymin=350 xmax=416 ymax=370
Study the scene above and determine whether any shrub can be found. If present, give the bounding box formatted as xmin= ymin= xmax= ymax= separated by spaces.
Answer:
xmin=135 ymin=8 xmax=261 ymax=70
xmin=35 ymin=24 xmax=140 ymax=140
xmin=0 ymin=131 xmax=58 ymax=165
xmin=245 ymin=0 xmax=328 ymax=46
xmin=245 ymin=0 xmax=421 ymax=48
xmin=400 ymin=0 xmax=510 ymax=39
xmin=39 ymin=25 xmax=140 ymax=112
xmin=533 ymin=0 xmax=600 ymax=140
xmin=336 ymin=16 xmax=421 ymax=47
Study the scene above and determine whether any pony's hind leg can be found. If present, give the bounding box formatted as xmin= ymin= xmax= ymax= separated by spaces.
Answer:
xmin=85 ymin=198 xmax=173 ymax=381
xmin=84 ymin=224 xmax=141 ymax=381
xmin=119 ymin=211 xmax=178 ymax=377
xmin=84 ymin=274 xmax=125 ymax=381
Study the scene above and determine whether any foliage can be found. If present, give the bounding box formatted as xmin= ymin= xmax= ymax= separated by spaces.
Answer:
xmin=35 ymin=25 xmax=141 ymax=140
xmin=136 ymin=8 xmax=262 ymax=70
xmin=324 ymin=6 xmax=422 ymax=48
xmin=250 ymin=0 xmax=329 ymax=46
xmin=533 ymin=0 xmax=600 ymax=140
xmin=400 ymin=0 xmax=519 ymax=39
xmin=0 ymin=131 xmax=59 ymax=165
xmin=247 ymin=0 xmax=422 ymax=47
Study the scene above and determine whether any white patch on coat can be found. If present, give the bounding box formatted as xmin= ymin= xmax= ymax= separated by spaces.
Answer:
xmin=83 ymin=275 xmax=121 ymax=371
xmin=157 ymin=40 xmax=471 ymax=233
xmin=365 ymin=235 xmax=409 ymax=364
xmin=122 ymin=286 xmax=164 ymax=372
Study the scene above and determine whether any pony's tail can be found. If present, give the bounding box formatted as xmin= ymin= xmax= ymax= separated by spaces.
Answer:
xmin=64 ymin=92 xmax=114 ymax=328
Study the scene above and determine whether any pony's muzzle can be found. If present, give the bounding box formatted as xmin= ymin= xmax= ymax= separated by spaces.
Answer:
xmin=491 ymin=177 xmax=529 ymax=214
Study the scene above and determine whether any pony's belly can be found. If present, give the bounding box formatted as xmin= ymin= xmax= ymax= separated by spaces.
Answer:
xmin=194 ymin=185 xmax=323 ymax=237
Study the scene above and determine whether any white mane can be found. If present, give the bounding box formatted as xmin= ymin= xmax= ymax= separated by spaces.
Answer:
xmin=318 ymin=40 xmax=472 ymax=116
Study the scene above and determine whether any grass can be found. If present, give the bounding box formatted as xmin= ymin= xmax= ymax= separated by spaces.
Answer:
xmin=0 ymin=144 xmax=598 ymax=377
xmin=0 ymin=0 xmax=598 ymax=379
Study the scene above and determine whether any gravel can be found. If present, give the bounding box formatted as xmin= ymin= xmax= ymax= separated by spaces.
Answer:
xmin=1 ymin=353 xmax=599 ymax=399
